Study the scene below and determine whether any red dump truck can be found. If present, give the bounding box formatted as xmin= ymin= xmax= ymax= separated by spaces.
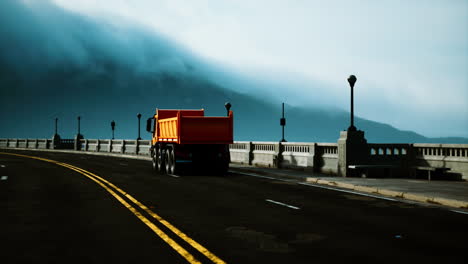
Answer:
xmin=146 ymin=104 xmax=233 ymax=175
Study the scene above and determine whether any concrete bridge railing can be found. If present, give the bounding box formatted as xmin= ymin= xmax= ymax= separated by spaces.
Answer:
xmin=79 ymin=139 xmax=151 ymax=155
xmin=228 ymin=141 xmax=338 ymax=173
xmin=1 ymin=138 xmax=468 ymax=180
xmin=413 ymin=144 xmax=468 ymax=176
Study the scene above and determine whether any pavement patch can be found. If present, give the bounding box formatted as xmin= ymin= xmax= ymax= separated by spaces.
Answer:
xmin=226 ymin=226 xmax=293 ymax=253
xmin=288 ymin=233 xmax=325 ymax=244
xmin=342 ymin=194 xmax=376 ymax=201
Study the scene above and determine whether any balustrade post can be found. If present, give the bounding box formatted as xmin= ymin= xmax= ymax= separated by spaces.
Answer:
xmin=122 ymin=140 xmax=126 ymax=154
xmin=109 ymin=140 xmax=113 ymax=153
xmin=308 ymin=143 xmax=317 ymax=171
xmin=82 ymin=139 xmax=87 ymax=151
xmin=248 ymin=142 xmax=253 ymax=165
xmin=74 ymin=135 xmax=84 ymax=151
xmin=337 ymin=130 xmax=368 ymax=177
xmin=275 ymin=142 xmax=282 ymax=168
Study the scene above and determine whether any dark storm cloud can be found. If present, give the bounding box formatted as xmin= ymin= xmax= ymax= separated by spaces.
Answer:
xmin=0 ymin=0 xmax=198 ymax=78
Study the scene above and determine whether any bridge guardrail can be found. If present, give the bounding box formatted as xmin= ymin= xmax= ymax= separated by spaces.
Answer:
xmin=1 ymin=138 xmax=467 ymax=179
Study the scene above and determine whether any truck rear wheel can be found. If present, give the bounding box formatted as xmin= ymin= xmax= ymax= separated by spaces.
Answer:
xmin=218 ymin=159 xmax=229 ymax=175
xmin=151 ymin=147 xmax=158 ymax=171
xmin=157 ymin=147 xmax=165 ymax=173
xmin=213 ymin=146 xmax=229 ymax=175
xmin=165 ymin=148 xmax=174 ymax=174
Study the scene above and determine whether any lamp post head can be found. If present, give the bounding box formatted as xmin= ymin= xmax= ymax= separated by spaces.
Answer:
xmin=225 ymin=102 xmax=231 ymax=112
xmin=347 ymin=75 xmax=357 ymax=88
xmin=111 ymin=120 xmax=115 ymax=130
xmin=225 ymin=102 xmax=231 ymax=116
xmin=137 ymin=113 xmax=141 ymax=119
xmin=78 ymin=116 xmax=81 ymax=121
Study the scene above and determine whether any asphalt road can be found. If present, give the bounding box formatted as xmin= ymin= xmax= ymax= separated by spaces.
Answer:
xmin=1 ymin=149 xmax=467 ymax=264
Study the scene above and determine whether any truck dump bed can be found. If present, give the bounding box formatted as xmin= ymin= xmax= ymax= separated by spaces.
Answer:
xmin=154 ymin=109 xmax=233 ymax=145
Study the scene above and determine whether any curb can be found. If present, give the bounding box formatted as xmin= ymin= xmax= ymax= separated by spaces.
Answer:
xmin=305 ymin=177 xmax=468 ymax=209
xmin=230 ymin=167 xmax=468 ymax=209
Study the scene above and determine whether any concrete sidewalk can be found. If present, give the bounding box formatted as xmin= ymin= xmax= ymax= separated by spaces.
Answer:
xmin=229 ymin=164 xmax=468 ymax=209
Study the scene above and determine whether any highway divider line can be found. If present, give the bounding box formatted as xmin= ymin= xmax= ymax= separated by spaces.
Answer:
xmin=65 ymin=163 xmax=225 ymax=264
xmin=0 ymin=152 xmax=226 ymax=264
xmin=58 ymin=163 xmax=201 ymax=264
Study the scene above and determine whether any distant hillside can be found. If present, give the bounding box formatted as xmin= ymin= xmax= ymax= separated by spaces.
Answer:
xmin=0 ymin=0 xmax=466 ymax=144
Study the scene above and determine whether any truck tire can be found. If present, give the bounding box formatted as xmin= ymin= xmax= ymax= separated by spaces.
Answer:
xmin=214 ymin=146 xmax=229 ymax=175
xmin=170 ymin=148 xmax=178 ymax=175
xmin=219 ymin=160 xmax=229 ymax=175
xmin=165 ymin=148 xmax=173 ymax=174
xmin=213 ymin=157 xmax=229 ymax=176
xmin=157 ymin=147 xmax=165 ymax=173
xmin=151 ymin=147 xmax=158 ymax=171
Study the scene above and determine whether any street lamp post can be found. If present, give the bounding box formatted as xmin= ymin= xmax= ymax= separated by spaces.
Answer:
xmin=77 ymin=116 xmax=81 ymax=135
xmin=280 ymin=103 xmax=287 ymax=142
xmin=54 ymin=118 xmax=58 ymax=135
xmin=347 ymin=75 xmax=357 ymax=132
xmin=137 ymin=113 xmax=142 ymax=140
xmin=75 ymin=116 xmax=84 ymax=151
xmin=111 ymin=120 xmax=116 ymax=139
xmin=52 ymin=118 xmax=61 ymax=149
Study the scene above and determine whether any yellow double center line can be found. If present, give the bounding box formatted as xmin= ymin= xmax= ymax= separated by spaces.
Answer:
xmin=0 ymin=152 xmax=226 ymax=264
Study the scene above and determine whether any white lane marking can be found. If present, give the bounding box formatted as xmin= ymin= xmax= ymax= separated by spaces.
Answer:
xmin=1 ymin=176 xmax=8 ymax=181
xmin=450 ymin=210 xmax=468 ymax=215
xmin=167 ymin=174 xmax=180 ymax=178
xmin=0 ymin=165 xmax=5 ymax=168
xmin=297 ymin=182 xmax=398 ymax=202
xmin=233 ymin=170 xmax=468 ymax=213
xmin=265 ymin=199 xmax=300 ymax=210
xmin=235 ymin=171 xmax=398 ymax=202
xmin=230 ymin=171 xmax=280 ymax=181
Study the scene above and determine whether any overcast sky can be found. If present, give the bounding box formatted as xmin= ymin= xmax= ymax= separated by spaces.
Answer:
xmin=51 ymin=0 xmax=468 ymax=137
